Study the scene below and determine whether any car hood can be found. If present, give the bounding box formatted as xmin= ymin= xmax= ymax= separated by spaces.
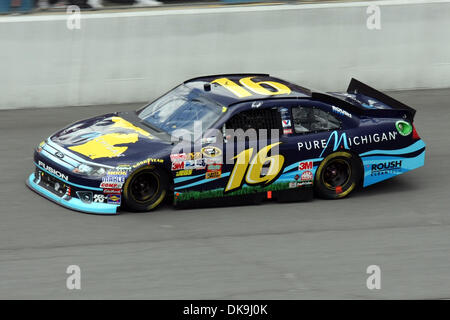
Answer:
xmin=50 ymin=113 xmax=172 ymax=166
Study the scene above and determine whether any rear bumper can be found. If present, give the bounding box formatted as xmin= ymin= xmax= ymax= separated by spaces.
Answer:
xmin=361 ymin=139 xmax=426 ymax=187
xmin=27 ymin=173 xmax=119 ymax=215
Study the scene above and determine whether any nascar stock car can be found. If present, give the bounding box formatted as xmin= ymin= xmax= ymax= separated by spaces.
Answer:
xmin=27 ymin=74 xmax=426 ymax=214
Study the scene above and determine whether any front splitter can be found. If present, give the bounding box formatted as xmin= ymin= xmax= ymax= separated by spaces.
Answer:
xmin=26 ymin=173 xmax=119 ymax=215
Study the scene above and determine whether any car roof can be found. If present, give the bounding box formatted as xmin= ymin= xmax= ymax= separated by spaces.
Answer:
xmin=183 ymin=74 xmax=312 ymax=107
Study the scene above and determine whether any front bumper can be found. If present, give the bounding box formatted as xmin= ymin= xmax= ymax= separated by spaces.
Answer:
xmin=27 ymin=172 xmax=119 ymax=215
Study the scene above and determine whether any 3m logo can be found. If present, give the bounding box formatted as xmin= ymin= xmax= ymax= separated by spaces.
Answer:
xmin=299 ymin=161 xmax=313 ymax=171
xmin=171 ymin=161 xmax=185 ymax=171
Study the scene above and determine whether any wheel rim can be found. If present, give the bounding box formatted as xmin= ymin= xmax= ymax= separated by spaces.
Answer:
xmin=130 ymin=172 xmax=159 ymax=203
xmin=322 ymin=159 xmax=351 ymax=190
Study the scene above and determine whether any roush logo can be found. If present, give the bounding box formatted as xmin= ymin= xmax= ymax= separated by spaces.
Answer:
xmin=371 ymin=160 xmax=402 ymax=176
xmin=38 ymin=160 xmax=69 ymax=181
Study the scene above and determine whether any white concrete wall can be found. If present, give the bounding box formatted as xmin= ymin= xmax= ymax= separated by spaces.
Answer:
xmin=0 ymin=0 xmax=449 ymax=109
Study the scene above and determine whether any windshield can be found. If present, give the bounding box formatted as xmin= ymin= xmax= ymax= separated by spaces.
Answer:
xmin=137 ymin=85 xmax=223 ymax=136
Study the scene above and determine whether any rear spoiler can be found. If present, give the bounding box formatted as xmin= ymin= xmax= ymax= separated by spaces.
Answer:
xmin=311 ymin=79 xmax=416 ymax=122
xmin=346 ymin=78 xmax=416 ymax=122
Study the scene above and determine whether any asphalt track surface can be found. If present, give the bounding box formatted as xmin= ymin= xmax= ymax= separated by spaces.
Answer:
xmin=0 ymin=89 xmax=449 ymax=299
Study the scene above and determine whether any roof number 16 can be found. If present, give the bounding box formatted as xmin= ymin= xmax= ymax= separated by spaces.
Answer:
xmin=211 ymin=76 xmax=291 ymax=98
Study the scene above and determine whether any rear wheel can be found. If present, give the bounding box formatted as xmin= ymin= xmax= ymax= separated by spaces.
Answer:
xmin=123 ymin=166 xmax=168 ymax=212
xmin=314 ymin=152 xmax=361 ymax=199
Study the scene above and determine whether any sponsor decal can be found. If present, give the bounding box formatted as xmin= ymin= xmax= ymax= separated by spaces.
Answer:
xmin=194 ymin=158 xmax=206 ymax=170
xmin=38 ymin=160 xmax=69 ymax=181
xmin=107 ymin=194 xmax=121 ymax=205
xmin=395 ymin=120 xmax=412 ymax=136
xmin=297 ymin=170 xmax=313 ymax=186
xmin=170 ymin=153 xmax=187 ymax=162
xmin=301 ymin=170 xmax=313 ymax=181
xmin=297 ymin=130 xmax=398 ymax=154
xmin=206 ymin=161 xmax=222 ymax=179
xmin=205 ymin=170 xmax=221 ymax=179
xmin=102 ymin=175 xmax=125 ymax=183
xmin=332 ymin=105 xmax=352 ymax=118
xmin=106 ymin=170 xmax=128 ymax=176
xmin=93 ymin=194 xmax=106 ymax=203
xmin=298 ymin=161 xmax=313 ymax=171
xmin=176 ymin=169 xmax=193 ymax=177
xmin=132 ymin=158 xmax=164 ymax=168
xmin=187 ymin=152 xmax=203 ymax=160
xmin=116 ymin=164 xmax=132 ymax=171
xmin=207 ymin=164 xmax=222 ymax=172
xmin=370 ymin=160 xmax=402 ymax=176
xmin=100 ymin=182 xmax=123 ymax=189
xmin=283 ymin=128 xmax=293 ymax=135
xmin=205 ymin=157 xmax=223 ymax=165
xmin=201 ymin=146 xmax=222 ymax=158
xmin=102 ymin=188 xmax=122 ymax=194
xmin=184 ymin=160 xmax=196 ymax=170
xmin=282 ymin=120 xmax=291 ymax=128
xmin=171 ymin=161 xmax=185 ymax=171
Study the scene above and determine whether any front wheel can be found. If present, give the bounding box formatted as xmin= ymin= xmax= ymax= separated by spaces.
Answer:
xmin=123 ymin=166 xmax=168 ymax=212
xmin=314 ymin=152 xmax=361 ymax=199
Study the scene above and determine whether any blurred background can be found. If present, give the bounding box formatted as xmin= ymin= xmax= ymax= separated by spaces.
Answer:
xmin=2 ymin=0 xmax=320 ymax=12
xmin=1 ymin=0 xmax=449 ymax=110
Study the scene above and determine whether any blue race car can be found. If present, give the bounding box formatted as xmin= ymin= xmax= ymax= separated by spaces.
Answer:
xmin=27 ymin=74 xmax=426 ymax=214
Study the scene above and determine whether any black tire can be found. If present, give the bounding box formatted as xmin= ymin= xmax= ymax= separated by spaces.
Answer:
xmin=314 ymin=152 xmax=361 ymax=199
xmin=123 ymin=166 xmax=168 ymax=212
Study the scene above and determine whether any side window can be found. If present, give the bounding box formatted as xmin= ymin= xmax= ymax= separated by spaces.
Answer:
xmin=292 ymin=106 xmax=340 ymax=134
xmin=226 ymin=108 xmax=281 ymax=131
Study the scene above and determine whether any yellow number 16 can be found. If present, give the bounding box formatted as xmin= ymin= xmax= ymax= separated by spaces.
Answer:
xmin=212 ymin=76 xmax=291 ymax=98
xmin=225 ymin=142 xmax=285 ymax=193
